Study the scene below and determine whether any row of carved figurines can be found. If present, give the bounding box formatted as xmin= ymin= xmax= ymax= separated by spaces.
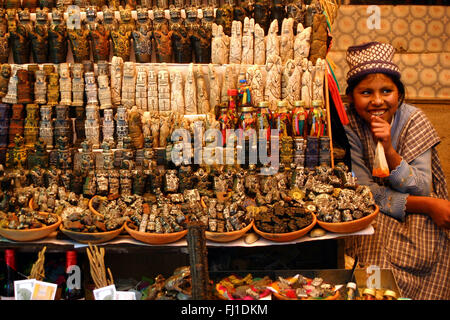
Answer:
xmin=0 ymin=55 xmax=327 ymax=115
xmin=0 ymin=0 xmax=326 ymax=65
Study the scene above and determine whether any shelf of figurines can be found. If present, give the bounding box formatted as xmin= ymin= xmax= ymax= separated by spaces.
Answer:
xmin=0 ymin=156 xmax=377 ymax=249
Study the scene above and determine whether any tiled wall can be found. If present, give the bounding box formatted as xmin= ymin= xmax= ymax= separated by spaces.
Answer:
xmin=327 ymin=5 xmax=450 ymax=100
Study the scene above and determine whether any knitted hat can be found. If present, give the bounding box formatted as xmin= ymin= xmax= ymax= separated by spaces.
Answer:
xmin=346 ymin=42 xmax=401 ymax=84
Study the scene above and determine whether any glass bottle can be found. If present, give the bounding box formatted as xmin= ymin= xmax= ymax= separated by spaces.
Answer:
xmin=238 ymin=106 xmax=256 ymax=144
xmin=217 ymin=102 xmax=232 ymax=146
xmin=275 ymin=100 xmax=292 ymax=139
xmin=292 ymin=100 xmax=308 ymax=137
xmin=61 ymin=250 xmax=84 ymax=300
xmin=346 ymin=282 xmax=356 ymax=300
xmin=1 ymin=249 xmax=18 ymax=300
xmin=227 ymin=89 xmax=238 ymax=128
xmin=254 ymin=100 xmax=272 ymax=142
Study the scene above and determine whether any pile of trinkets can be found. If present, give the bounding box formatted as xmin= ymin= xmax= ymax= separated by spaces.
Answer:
xmin=270 ymin=274 xmax=340 ymax=299
xmin=215 ymin=274 xmax=272 ymax=300
xmin=0 ymin=207 xmax=58 ymax=230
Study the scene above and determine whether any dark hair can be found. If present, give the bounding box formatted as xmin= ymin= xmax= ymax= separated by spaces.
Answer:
xmin=345 ymin=73 xmax=406 ymax=108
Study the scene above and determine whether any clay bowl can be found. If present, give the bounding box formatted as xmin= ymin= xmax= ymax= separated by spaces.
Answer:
xmin=88 ymin=195 xmax=106 ymax=218
xmin=0 ymin=214 xmax=61 ymax=242
xmin=205 ymin=220 xmax=254 ymax=243
xmin=59 ymin=223 xmax=125 ymax=244
xmin=252 ymin=213 xmax=317 ymax=242
xmin=316 ymin=205 xmax=379 ymax=233
xmin=124 ymin=221 xmax=188 ymax=245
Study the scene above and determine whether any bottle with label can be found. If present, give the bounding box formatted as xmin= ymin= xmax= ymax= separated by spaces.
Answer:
xmin=1 ymin=249 xmax=18 ymax=300
xmin=61 ymin=250 xmax=84 ymax=300
xmin=346 ymin=282 xmax=357 ymax=300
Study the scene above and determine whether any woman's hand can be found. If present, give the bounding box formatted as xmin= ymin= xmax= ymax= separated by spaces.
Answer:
xmin=371 ymin=115 xmax=402 ymax=170
xmin=426 ymin=198 xmax=450 ymax=229
xmin=406 ymin=196 xmax=450 ymax=229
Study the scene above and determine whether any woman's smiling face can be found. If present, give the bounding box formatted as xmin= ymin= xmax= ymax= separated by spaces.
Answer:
xmin=349 ymin=73 xmax=400 ymax=124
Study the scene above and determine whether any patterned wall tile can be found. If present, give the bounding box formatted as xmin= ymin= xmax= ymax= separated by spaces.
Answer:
xmin=329 ymin=5 xmax=449 ymax=99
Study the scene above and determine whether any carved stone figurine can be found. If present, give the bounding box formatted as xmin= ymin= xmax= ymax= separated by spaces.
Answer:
xmin=308 ymin=10 xmax=328 ymax=65
xmin=312 ymin=57 xmax=326 ymax=102
xmin=48 ymin=8 xmax=68 ymax=64
xmin=34 ymin=69 xmax=47 ymax=105
xmin=135 ymin=67 xmax=148 ymax=111
xmin=110 ymin=56 xmax=123 ymax=107
xmin=71 ymin=63 xmax=84 ymax=107
xmin=158 ymin=69 xmax=171 ymax=113
xmin=280 ymin=18 xmax=294 ymax=64
xmin=241 ymin=17 xmax=255 ymax=65
xmin=39 ymin=105 xmax=53 ymax=150
xmin=89 ymin=21 xmax=111 ymax=63
xmin=144 ymin=67 xmax=157 ymax=113
xmin=47 ymin=72 xmax=59 ymax=106
xmin=128 ymin=106 xmax=144 ymax=149
xmin=301 ymin=58 xmax=313 ymax=108
xmin=84 ymin=105 xmax=100 ymax=149
xmin=102 ymin=109 xmax=115 ymax=145
xmin=153 ymin=21 xmax=172 ymax=63
xmin=2 ymin=65 xmax=18 ymax=104
xmin=254 ymin=23 xmax=266 ymax=65
xmin=0 ymin=64 xmax=11 ymax=101
xmin=229 ymin=20 xmax=242 ymax=64
xmin=30 ymin=7 xmax=50 ymax=64
xmin=8 ymin=104 xmax=25 ymax=148
xmin=121 ymin=61 xmax=136 ymax=108
xmin=170 ymin=70 xmax=184 ymax=115
xmin=265 ymin=53 xmax=282 ymax=111
xmin=16 ymin=69 xmax=32 ymax=104
xmin=84 ymin=72 xmax=98 ymax=106
xmin=184 ymin=63 xmax=197 ymax=115
xmin=102 ymin=5 xmax=118 ymax=32
xmin=9 ymin=8 xmax=32 ymax=64
xmin=111 ymin=26 xmax=132 ymax=62
xmin=132 ymin=6 xmax=152 ymax=63
xmin=196 ymin=66 xmax=210 ymax=115
xmin=191 ymin=13 xmax=212 ymax=63
xmin=282 ymin=58 xmax=301 ymax=108
xmin=170 ymin=9 xmax=192 ymax=64
xmin=211 ymin=23 xmax=229 ymax=65
xmin=97 ymin=74 xmax=112 ymax=110
xmin=208 ymin=64 xmax=221 ymax=113
xmin=24 ymin=103 xmax=40 ymax=149
xmin=58 ymin=63 xmax=71 ymax=106
xmin=67 ymin=7 xmax=91 ymax=63
xmin=294 ymin=23 xmax=311 ymax=64
xmin=115 ymin=106 xmax=128 ymax=145
xmin=266 ymin=19 xmax=280 ymax=60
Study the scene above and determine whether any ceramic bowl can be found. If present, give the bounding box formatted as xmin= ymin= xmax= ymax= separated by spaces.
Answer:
xmin=252 ymin=213 xmax=317 ymax=242
xmin=124 ymin=221 xmax=188 ymax=245
xmin=0 ymin=214 xmax=61 ymax=242
xmin=205 ymin=220 xmax=254 ymax=243
xmin=88 ymin=195 xmax=106 ymax=218
xmin=316 ymin=205 xmax=379 ymax=233
xmin=59 ymin=223 xmax=125 ymax=244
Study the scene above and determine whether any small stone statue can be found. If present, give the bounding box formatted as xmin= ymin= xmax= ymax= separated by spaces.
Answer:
xmin=111 ymin=27 xmax=132 ymax=61
xmin=48 ymin=8 xmax=68 ymax=64
xmin=10 ymin=8 xmax=32 ymax=64
xmin=286 ymin=0 xmax=307 ymax=33
xmin=110 ymin=56 xmax=123 ymax=107
xmin=208 ymin=64 xmax=221 ymax=113
xmin=98 ymin=74 xmax=112 ymax=110
xmin=249 ymin=66 xmax=264 ymax=106
xmin=30 ymin=7 xmax=50 ymax=64
xmin=115 ymin=106 xmax=128 ymax=146
xmin=170 ymin=70 xmax=185 ymax=115
xmin=135 ymin=67 xmax=148 ymax=111
xmin=89 ymin=23 xmax=111 ymax=63
xmin=84 ymin=72 xmax=98 ymax=106
xmin=158 ymin=68 xmax=171 ymax=113
xmin=153 ymin=22 xmax=172 ymax=63
xmin=132 ymin=6 xmax=152 ymax=63
xmin=266 ymin=19 xmax=280 ymax=60
xmin=170 ymin=11 xmax=192 ymax=63
xmin=147 ymin=66 xmax=158 ymax=112
xmin=102 ymin=109 xmax=115 ymax=145
xmin=294 ymin=23 xmax=311 ymax=64
xmin=67 ymin=7 xmax=91 ymax=63
xmin=190 ymin=15 xmax=212 ymax=64
xmin=280 ymin=18 xmax=294 ymax=64
xmin=34 ymin=69 xmax=47 ymax=104
xmin=211 ymin=23 xmax=229 ymax=65
xmin=282 ymin=59 xmax=301 ymax=109
xmin=46 ymin=72 xmax=59 ymax=106
xmin=121 ymin=61 xmax=136 ymax=108
xmin=8 ymin=104 xmax=25 ymax=148
xmin=84 ymin=105 xmax=100 ymax=149
xmin=301 ymin=58 xmax=313 ymax=108
xmin=58 ymin=62 xmax=72 ymax=106
xmin=128 ymin=107 xmax=145 ymax=149
xmin=16 ymin=69 xmax=32 ymax=104
xmin=196 ymin=66 xmax=210 ymax=114
xmin=39 ymin=105 xmax=53 ymax=150
xmin=265 ymin=53 xmax=282 ymax=111
xmin=2 ymin=65 xmax=19 ymax=104
xmin=54 ymin=104 xmax=72 ymax=147
xmin=241 ymin=17 xmax=255 ymax=65
xmin=229 ymin=20 xmax=242 ymax=64
xmin=71 ymin=63 xmax=84 ymax=107
xmin=312 ymin=57 xmax=326 ymax=102
xmin=184 ymin=63 xmax=197 ymax=115
xmin=102 ymin=5 xmax=118 ymax=32
xmin=24 ymin=103 xmax=40 ymax=149
xmin=74 ymin=106 xmax=85 ymax=147
xmin=254 ymin=23 xmax=266 ymax=65
xmin=0 ymin=64 xmax=11 ymax=100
